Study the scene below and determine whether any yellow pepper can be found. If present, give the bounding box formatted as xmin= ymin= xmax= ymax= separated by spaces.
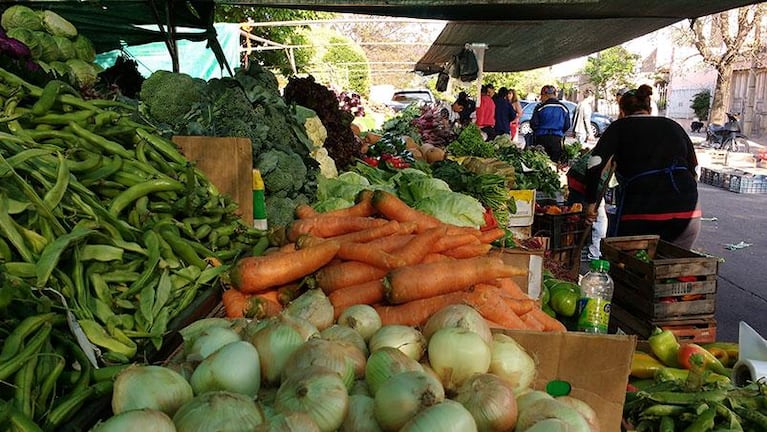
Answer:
xmin=631 ymin=351 xmax=665 ymax=379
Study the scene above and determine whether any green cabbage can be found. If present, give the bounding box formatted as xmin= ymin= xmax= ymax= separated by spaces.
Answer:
xmin=317 ymin=172 xmax=370 ymax=203
xmin=40 ymin=10 xmax=77 ymax=38
xmin=72 ymin=35 xmax=95 ymax=62
xmin=66 ymin=58 xmax=99 ymax=87
xmin=313 ymin=197 xmax=354 ymax=213
xmin=1 ymin=5 xmax=43 ymax=32
xmin=397 ymin=176 xmax=451 ymax=206
xmin=35 ymin=31 xmax=59 ymax=62
xmin=6 ymin=28 xmax=41 ymax=59
xmin=414 ymin=191 xmax=486 ymax=228
xmin=48 ymin=61 xmax=71 ymax=80
xmin=53 ymin=35 xmax=75 ymax=60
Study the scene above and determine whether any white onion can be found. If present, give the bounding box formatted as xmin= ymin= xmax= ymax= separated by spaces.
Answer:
xmin=515 ymin=398 xmax=591 ymax=432
xmin=523 ymin=418 xmax=570 ymax=432
xmin=185 ymin=326 xmax=242 ymax=362
xmin=422 ymin=304 xmax=492 ymax=345
xmin=340 ymin=394 xmax=383 ymax=432
xmin=256 ymin=411 xmax=321 ymax=432
xmin=365 ymin=347 xmax=423 ymax=395
xmin=489 ymin=333 xmax=537 ymax=394
xmin=373 ymin=370 xmax=445 ymax=431
xmin=516 ymin=390 xmax=553 ymax=413
xmin=173 ymin=391 xmax=264 ymax=432
xmin=91 ymin=409 xmax=176 ymax=432
xmin=190 ymin=341 xmax=260 ymax=397
xmin=399 ymin=400 xmax=478 ymax=432
xmin=278 ymin=313 xmax=320 ymax=340
xmin=178 ymin=318 xmax=232 ymax=345
xmin=453 ymin=373 xmax=518 ymax=432
xmin=112 ymin=365 xmax=193 ymax=416
xmin=282 ymin=338 xmax=358 ymax=389
xmin=368 ymin=325 xmax=426 ymax=361
xmin=337 ymin=304 xmax=382 ymax=342
xmin=428 ymin=327 xmax=491 ymax=392
xmin=250 ymin=317 xmax=306 ymax=386
xmin=556 ymin=396 xmax=600 ymax=432
xmin=320 ymin=324 xmax=369 ymax=356
xmin=283 ymin=289 xmax=334 ymax=330
xmin=350 ymin=379 xmax=371 ymax=397
xmin=274 ymin=366 xmax=349 ymax=432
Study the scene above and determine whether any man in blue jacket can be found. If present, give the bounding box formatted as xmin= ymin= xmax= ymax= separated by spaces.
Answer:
xmin=530 ymin=85 xmax=571 ymax=162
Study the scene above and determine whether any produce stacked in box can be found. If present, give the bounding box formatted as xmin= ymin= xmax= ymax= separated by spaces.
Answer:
xmin=91 ymin=302 xmax=600 ymax=431
xmin=224 ymin=189 xmax=567 ymax=333
xmin=624 ymin=328 xmax=767 ymax=430
xmin=0 ymin=66 xmax=266 ymax=429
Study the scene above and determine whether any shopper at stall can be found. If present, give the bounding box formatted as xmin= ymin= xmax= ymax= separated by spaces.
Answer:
xmin=584 ymin=85 xmax=701 ymax=249
xmin=530 ymin=85 xmax=571 ymax=162
xmin=475 ymin=84 xmax=496 ymax=140
xmin=493 ymin=87 xmax=516 ymax=137
xmin=440 ymin=91 xmax=476 ymax=128
xmin=573 ymin=89 xmax=595 ymax=144
xmin=509 ymin=89 xmax=524 ymax=143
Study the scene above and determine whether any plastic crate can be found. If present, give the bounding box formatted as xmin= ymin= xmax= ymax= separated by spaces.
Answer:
xmin=532 ymin=211 xmax=587 ymax=251
xmin=728 ymin=174 xmax=767 ymax=194
xmin=699 ymin=167 xmax=712 ymax=185
xmin=601 ymin=235 xmax=719 ymax=320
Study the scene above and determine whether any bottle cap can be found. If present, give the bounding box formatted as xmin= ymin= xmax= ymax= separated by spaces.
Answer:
xmin=590 ymin=259 xmax=610 ymax=271
xmin=545 ymin=379 xmax=572 ymax=397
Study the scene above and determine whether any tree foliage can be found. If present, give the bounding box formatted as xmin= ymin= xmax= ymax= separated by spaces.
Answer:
xmin=582 ymin=46 xmax=638 ymax=104
xmin=322 ymin=35 xmax=371 ymax=96
xmin=215 ymin=6 xmax=330 ymax=75
xmin=687 ymin=4 xmax=765 ymax=123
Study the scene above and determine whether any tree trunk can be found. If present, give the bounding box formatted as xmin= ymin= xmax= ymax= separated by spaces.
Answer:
xmin=709 ymin=63 xmax=733 ymax=125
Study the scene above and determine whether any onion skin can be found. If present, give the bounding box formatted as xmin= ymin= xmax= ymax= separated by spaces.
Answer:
xmin=365 ymin=347 xmax=423 ymax=396
xmin=256 ymin=411 xmax=321 ymax=432
xmin=185 ymin=326 xmax=241 ymax=362
xmin=489 ymin=333 xmax=536 ymax=394
xmin=515 ymin=398 xmax=591 ymax=432
xmin=422 ymin=304 xmax=492 ymax=345
xmin=173 ymin=391 xmax=265 ymax=432
xmin=400 ymin=399 xmax=478 ymax=432
xmin=341 ymin=394 xmax=383 ymax=432
xmin=337 ymin=304 xmax=382 ymax=342
xmin=282 ymin=339 xmax=358 ymax=389
xmin=190 ymin=341 xmax=261 ymax=397
xmin=112 ymin=365 xmax=193 ymax=416
xmin=91 ymin=409 xmax=177 ymax=432
xmin=368 ymin=325 xmax=426 ymax=361
xmin=556 ymin=396 xmax=600 ymax=432
xmin=373 ymin=370 xmax=445 ymax=431
xmin=320 ymin=324 xmax=369 ymax=357
xmin=454 ymin=373 xmax=518 ymax=432
xmin=275 ymin=366 xmax=349 ymax=432
xmin=428 ymin=327 xmax=491 ymax=392
xmin=284 ymin=289 xmax=334 ymax=330
xmin=250 ymin=318 xmax=305 ymax=386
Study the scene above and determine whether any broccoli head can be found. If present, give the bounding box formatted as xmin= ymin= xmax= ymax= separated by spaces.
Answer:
xmin=139 ymin=70 xmax=205 ymax=127
xmin=256 ymin=149 xmax=307 ymax=197
xmin=264 ymin=195 xmax=297 ymax=228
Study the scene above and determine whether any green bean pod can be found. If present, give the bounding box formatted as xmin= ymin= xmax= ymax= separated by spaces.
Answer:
xmin=108 ymin=178 xmax=184 ymax=216
xmin=0 ymin=322 xmax=52 ymax=381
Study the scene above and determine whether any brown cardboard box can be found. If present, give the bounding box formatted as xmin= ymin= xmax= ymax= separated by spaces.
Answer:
xmin=490 ymin=248 xmax=544 ymax=299
xmin=495 ymin=329 xmax=637 ymax=432
xmin=173 ymin=136 xmax=253 ymax=225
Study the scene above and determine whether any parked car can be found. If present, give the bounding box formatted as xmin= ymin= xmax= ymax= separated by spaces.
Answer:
xmin=385 ymin=89 xmax=435 ymax=112
xmin=517 ymin=99 xmax=613 ymax=138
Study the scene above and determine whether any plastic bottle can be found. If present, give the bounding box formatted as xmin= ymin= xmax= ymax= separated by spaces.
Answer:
xmin=252 ymin=169 xmax=268 ymax=231
xmin=577 ymin=259 xmax=614 ymax=334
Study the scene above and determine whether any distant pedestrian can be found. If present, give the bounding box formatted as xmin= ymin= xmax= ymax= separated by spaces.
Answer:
xmin=509 ymin=89 xmax=524 ymax=143
xmin=530 ymin=85 xmax=571 ymax=162
xmin=475 ymin=84 xmax=496 ymax=141
xmin=493 ymin=87 xmax=517 ymax=137
xmin=573 ymin=89 xmax=595 ymax=144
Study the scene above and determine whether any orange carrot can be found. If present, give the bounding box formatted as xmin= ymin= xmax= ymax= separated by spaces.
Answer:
xmin=295 ymin=203 xmax=319 ymax=219
xmin=222 ymin=289 xmax=283 ymax=319
xmin=329 ymin=279 xmax=386 ymax=318
xmin=338 ymin=242 xmax=405 ymax=269
xmin=421 ymin=253 xmax=454 ymax=263
xmin=384 ymin=256 xmax=528 ymax=304
xmin=277 ymin=282 xmax=303 ymax=305
xmin=375 ymin=291 xmax=470 ymax=326
xmin=473 ymin=283 xmax=536 ymax=315
xmin=444 ymin=224 xmax=483 ymax=237
xmin=315 ymin=261 xmax=388 ymax=294
xmin=313 ymin=189 xmax=376 ymax=219
xmin=287 ymin=216 xmax=388 ymax=242
xmin=367 ymin=233 xmax=415 ymax=252
xmin=524 ymin=308 xmax=568 ymax=332
xmin=431 ymin=233 xmax=481 ymax=253
xmin=230 ymin=240 xmax=340 ymax=293
xmin=478 ymin=227 xmax=506 ymax=244
xmin=395 ymin=225 xmax=447 ymax=266
xmin=464 ymin=285 xmax=528 ymax=329
xmin=277 ymin=242 xmax=298 ymax=254
xmin=441 ymin=243 xmax=493 ymax=259
xmin=328 ymin=219 xmax=407 ymax=244
xmin=371 ymin=190 xmax=442 ymax=232
xmin=520 ymin=312 xmax=546 ymax=331
xmin=492 ymin=277 xmax=529 ymax=299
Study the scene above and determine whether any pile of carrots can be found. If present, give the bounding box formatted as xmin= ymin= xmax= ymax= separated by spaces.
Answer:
xmin=222 ymin=189 xmax=566 ymax=332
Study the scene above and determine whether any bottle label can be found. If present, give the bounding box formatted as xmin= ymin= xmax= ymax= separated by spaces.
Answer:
xmin=577 ymin=297 xmax=611 ymax=333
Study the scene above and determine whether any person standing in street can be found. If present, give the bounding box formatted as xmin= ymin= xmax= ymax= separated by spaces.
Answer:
xmin=530 ymin=85 xmax=571 ymax=162
xmin=493 ymin=87 xmax=516 ymax=138
xmin=573 ymin=89 xmax=595 ymax=144
xmin=475 ymin=84 xmax=496 ymax=141
xmin=509 ymin=89 xmax=524 ymax=144
xmin=584 ymin=85 xmax=701 ymax=249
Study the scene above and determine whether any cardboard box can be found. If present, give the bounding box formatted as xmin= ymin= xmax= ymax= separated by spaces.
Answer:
xmin=507 ymin=189 xmax=536 ymax=227
xmin=495 ymin=329 xmax=637 ymax=432
xmin=491 ymin=248 xmax=544 ymax=299
xmin=173 ymin=136 xmax=253 ymax=225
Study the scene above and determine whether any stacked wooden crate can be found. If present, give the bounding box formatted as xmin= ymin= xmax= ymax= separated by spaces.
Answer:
xmin=602 ymin=235 xmax=719 ymax=343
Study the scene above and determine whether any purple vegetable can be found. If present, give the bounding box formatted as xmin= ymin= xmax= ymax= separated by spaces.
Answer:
xmin=0 ymin=34 xmax=32 ymax=58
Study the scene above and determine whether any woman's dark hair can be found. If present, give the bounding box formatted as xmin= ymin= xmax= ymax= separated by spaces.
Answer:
xmin=495 ymin=87 xmax=510 ymax=101
xmin=620 ymin=84 xmax=653 ymax=115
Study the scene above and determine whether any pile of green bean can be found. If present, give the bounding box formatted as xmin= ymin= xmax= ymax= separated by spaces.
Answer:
xmin=0 ymin=67 xmax=268 ymax=429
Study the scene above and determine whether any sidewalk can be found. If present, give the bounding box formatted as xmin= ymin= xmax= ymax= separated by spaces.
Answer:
xmin=669 ymin=117 xmax=767 ymax=169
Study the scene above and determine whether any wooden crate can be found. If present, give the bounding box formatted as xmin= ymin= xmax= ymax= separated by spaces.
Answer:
xmin=610 ymin=303 xmax=717 ymax=344
xmin=601 ymin=235 xmax=718 ymax=320
xmin=173 ymin=136 xmax=254 ymax=226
